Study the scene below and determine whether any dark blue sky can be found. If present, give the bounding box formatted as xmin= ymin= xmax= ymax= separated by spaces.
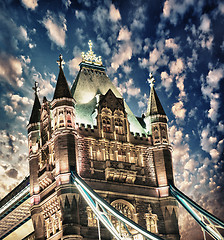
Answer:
xmin=0 ymin=0 xmax=223 ymax=239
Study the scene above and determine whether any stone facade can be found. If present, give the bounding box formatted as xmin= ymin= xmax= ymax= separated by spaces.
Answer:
xmin=0 ymin=49 xmax=180 ymax=240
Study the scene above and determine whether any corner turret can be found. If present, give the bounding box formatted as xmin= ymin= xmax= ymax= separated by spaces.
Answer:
xmin=27 ymin=82 xmax=41 ymax=153
xmin=144 ymin=73 xmax=169 ymax=145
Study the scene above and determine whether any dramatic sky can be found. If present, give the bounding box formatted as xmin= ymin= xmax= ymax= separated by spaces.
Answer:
xmin=0 ymin=0 xmax=223 ymax=239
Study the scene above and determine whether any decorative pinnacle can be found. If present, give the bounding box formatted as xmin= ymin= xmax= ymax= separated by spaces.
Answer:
xmin=57 ymin=54 xmax=65 ymax=68
xmin=147 ymin=72 xmax=155 ymax=88
xmin=88 ymin=40 xmax=93 ymax=52
xmin=32 ymin=81 xmax=40 ymax=95
xmin=81 ymin=40 xmax=102 ymax=66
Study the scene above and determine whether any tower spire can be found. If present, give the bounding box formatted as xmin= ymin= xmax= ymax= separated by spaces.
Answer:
xmin=29 ymin=81 xmax=41 ymax=125
xmin=146 ymin=73 xmax=166 ymax=117
xmin=57 ymin=54 xmax=65 ymax=69
xmin=53 ymin=54 xmax=72 ymax=100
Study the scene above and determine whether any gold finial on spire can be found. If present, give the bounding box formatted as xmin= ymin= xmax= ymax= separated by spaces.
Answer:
xmin=147 ymin=72 xmax=155 ymax=88
xmin=32 ymin=81 xmax=40 ymax=95
xmin=88 ymin=40 xmax=93 ymax=52
xmin=57 ymin=54 xmax=65 ymax=68
xmin=81 ymin=40 xmax=102 ymax=66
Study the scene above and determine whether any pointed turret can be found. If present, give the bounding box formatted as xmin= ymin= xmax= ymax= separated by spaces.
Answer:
xmin=144 ymin=74 xmax=168 ymax=137
xmin=145 ymin=73 xmax=167 ymax=123
xmin=146 ymin=83 xmax=166 ymax=117
xmin=29 ymin=86 xmax=41 ymax=125
xmin=53 ymin=54 xmax=72 ymax=100
xmin=29 ymin=92 xmax=41 ymax=124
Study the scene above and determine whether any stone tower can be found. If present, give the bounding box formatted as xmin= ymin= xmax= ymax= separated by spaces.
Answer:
xmin=27 ymin=42 xmax=180 ymax=240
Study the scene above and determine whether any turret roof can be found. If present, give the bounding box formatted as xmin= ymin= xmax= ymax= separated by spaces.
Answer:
xmin=29 ymin=93 xmax=41 ymax=124
xmin=53 ymin=66 xmax=72 ymax=100
xmin=146 ymin=85 xmax=166 ymax=116
xmin=71 ymin=63 xmax=146 ymax=134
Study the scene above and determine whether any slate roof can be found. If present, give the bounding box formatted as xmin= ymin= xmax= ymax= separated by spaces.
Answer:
xmin=146 ymin=85 xmax=166 ymax=116
xmin=71 ymin=62 xmax=146 ymax=135
xmin=29 ymin=93 xmax=41 ymax=124
xmin=53 ymin=67 xmax=72 ymax=100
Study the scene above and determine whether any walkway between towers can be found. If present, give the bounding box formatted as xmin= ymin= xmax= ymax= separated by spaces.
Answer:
xmin=71 ymin=171 xmax=224 ymax=240
xmin=0 ymin=172 xmax=224 ymax=240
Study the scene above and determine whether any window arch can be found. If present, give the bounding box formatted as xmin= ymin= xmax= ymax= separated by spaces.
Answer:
xmin=102 ymin=116 xmax=111 ymax=132
xmin=111 ymin=199 xmax=137 ymax=237
xmin=115 ymin=118 xmax=123 ymax=134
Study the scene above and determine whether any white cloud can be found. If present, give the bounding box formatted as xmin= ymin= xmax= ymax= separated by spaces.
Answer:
xmin=111 ymin=43 xmax=132 ymax=71
xmin=138 ymin=58 xmax=149 ymax=69
xmin=200 ymin=125 xmax=217 ymax=154
xmin=149 ymin=48 xmax=160 ymax=65
xmin=19 ymin=26 xmax=29 ymax=42
xmin=62 ymin=0 xmax=71 ymax=9
xmin=217 ymin=121 xmax=224 ymax=132
xmin=112 ymin=78 xmax=141 ymax=100
xmin=199 ymin=14 xmax=211 ymax=33
xmin=4 ymin=105 xmax=16 ymax=116
xmin=169 ymin=58 xmax=184 ymax=75
xmin=218 ymin=2 xmax=224 ymax=14
xmin=208 ymin=95 xmax=219 ymax=122
xmin=0 ymin=54 xmax=23 ymax=86
xmin=21 ymin=0 xmax=38 ymax=10
xmin=75 ymin=10 xmax=86 ymax=21
xmin=117 ymin=26 xmax=132 ymax=41
xmin=130 ymin=6 xmax=146 ymax=31
xmin=68 ymin=56 xmax=82 ymax=76
xmin=109 ymin=4 xmax=121 ymax=22
xmin=138 ymin=101 xmax=145 ymax=108
xmin=97 ymin=36 xmax=111 ymax=56
xmin=162 ymin=0 xmax=194 ymax=26
xmin=206 ymin=68 xmax=223 ymax=89
xmin=161 ymin=71 xmax=173 ymax=92
xmin=165 ymin=38 xmax=179 ymax=52
xmin=172 ymin=101 xmax=186 ymax=120
xmin=163 ymin=0 xmax=171 ymax=18
xmin=42 ymin=11 xmax=67 ymax=48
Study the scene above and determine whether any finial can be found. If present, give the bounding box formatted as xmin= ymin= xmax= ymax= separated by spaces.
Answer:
xmin=88 ymin=40 xmax=93 ymax=52
xmin=81 ymin=40 xmax=102 ymax=66
xmin=32 ymin=81 xmax=40 ymax=95
xmin=57 ymin=54 xmax=65 ymax=68
xmin=148 ymin=204 xmax=152 ymax=214
xmin=147 ymin=72 xmax=155 ymax=88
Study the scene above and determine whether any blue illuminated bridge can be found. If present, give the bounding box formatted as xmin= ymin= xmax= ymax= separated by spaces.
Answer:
xmin=0 ymin=171 xmax=223 ymax=240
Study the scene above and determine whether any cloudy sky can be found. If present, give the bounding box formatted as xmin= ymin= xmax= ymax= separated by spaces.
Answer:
xmin=0 ymin=0 xmax=223 ymax=239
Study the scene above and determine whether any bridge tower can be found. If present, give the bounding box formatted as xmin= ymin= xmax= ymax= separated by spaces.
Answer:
xmin=27 ymin=42 xmax=180 ymax=240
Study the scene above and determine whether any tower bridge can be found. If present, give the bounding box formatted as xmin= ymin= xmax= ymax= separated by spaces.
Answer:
xmin=0 ymin=42 xmax=223 ymax=240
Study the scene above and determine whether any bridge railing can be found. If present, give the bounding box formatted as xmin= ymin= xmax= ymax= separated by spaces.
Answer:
xmin=169 ymin=182 xmax=224 ymax=240
xmin=71 ymin=171 xmax=165 ymax=240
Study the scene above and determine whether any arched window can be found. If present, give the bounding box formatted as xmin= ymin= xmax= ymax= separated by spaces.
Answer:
xmin=144 ymin=204 xmax=158 ymax=233
xmin=118 ymin=148 xmax=126 ymax=162
xmin=102 ymin=116 xmax=111 ymax=132
xmin=111 ymin=199 xmax=137 ymax=237
xmin=115 ymin=118 xmax=123 ymax=134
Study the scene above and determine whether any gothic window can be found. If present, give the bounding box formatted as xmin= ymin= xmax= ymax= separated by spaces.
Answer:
xmin=130 ymin=150 xmax=137 ymax=164
xmin=144 ymin=204 xmax=158 ymax=234
xmin=153 ymin=126 xmax=159 ymax=139
xmin=161 ymin=126 xmax=167 ymax=143
xmin=86 ymin=206 xmax=97 ymax=227
xmin=102 ymin=116 xmax=111 ymax=132
xmin=59 ymin=115 xmax=64 ymax=128
xmin=118 ymin=149 xmax=126 ymax=162
xmin=111 ymin=200 xmax=137 ymax=238
xmin=67 ymin=114 xmax=72 ymax=127
xmin=115 ymin=118 xmax=123 ymax=134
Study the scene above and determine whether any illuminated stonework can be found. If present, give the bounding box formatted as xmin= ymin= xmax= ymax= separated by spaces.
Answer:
xmin=111 ymin=200 xmax=138 ymax=238
xmin=81 ymin=40 xmax=102 ymax=65
xmin=144 ymin=204 xmax=158 ymax=233
xmin=0 ymin=47 xmax=180 ymax=240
